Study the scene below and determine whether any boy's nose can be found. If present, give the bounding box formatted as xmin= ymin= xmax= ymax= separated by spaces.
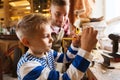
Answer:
xmin=50 ymin=36 xmax=53 ymax=43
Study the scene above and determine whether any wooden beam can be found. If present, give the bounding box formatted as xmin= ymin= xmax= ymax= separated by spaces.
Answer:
xmin=4 ymin=0 xmax=10 ymax=27
xmin=11 ymin=5 xmax=30 ymax=9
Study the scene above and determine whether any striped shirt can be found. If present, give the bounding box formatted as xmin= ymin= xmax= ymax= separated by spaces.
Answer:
xmin=17 ymin=44 xmax=91 ymax=80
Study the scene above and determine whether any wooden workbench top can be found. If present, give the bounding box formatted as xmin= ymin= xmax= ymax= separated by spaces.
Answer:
xmin=87 ymin=50 xmax=120 ymax=80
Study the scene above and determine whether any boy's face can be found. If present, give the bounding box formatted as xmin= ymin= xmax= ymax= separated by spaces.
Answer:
xmin=29 ymin=24 xmax=53 ymax=54
xmin=50 ymin=5 xmax=69 ymax=27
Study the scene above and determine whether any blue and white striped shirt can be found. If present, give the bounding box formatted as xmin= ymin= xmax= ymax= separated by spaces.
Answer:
xmin=17 ymin=44 xmax=91 ymax=80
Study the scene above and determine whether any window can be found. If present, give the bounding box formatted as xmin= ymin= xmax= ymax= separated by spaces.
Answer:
xmin=105 ymin=0 xmax=120 ymax=21
xmin=104 ymin=0 xmax=120 ymax=35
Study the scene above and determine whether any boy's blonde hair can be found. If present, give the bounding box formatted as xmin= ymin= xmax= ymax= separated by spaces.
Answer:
xmin=16 ymin=13 xmax=50 ymax=41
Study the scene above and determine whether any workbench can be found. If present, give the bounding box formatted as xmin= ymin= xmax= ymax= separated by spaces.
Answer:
xmin=87 ymin=50 xmax=120 ymax=80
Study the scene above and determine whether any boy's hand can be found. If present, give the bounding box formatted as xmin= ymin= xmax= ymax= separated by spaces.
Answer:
xmin=72 ymin=34 xmax=81 ymax=48
xmin=81 ymin=27 xmax=98 ymax=52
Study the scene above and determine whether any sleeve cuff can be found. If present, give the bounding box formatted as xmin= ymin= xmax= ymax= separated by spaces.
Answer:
xmin=77 ymin=48 xmax=93 ymax=61
xmin=70 ymin=44 xmax=79 ymax=51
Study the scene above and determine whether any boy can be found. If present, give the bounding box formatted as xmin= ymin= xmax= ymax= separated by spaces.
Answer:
xmin=16 ymin=13 xmax=98 ymax=80
xmin=50 ymin=0 xmax=70 ymax=36
xmin=50 ymin=0 xmax=71 ymax=51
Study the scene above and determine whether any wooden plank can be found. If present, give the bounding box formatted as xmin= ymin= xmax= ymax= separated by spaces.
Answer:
xmin=0 ymin=57 xmax=3 ymax=80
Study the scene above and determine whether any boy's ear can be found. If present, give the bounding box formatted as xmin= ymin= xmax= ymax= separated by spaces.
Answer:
xmin=21 ymin=38 xmax=29 ymax=47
